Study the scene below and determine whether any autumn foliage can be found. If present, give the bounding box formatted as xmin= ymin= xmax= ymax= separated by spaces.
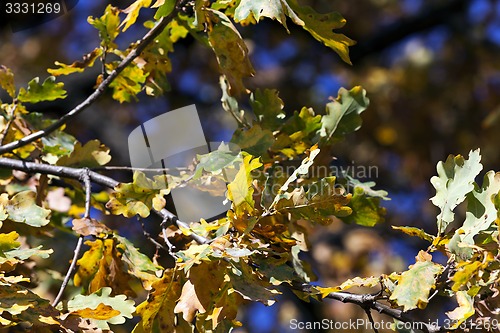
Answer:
xmin=0 ymin=1 xmax=500 ymax=332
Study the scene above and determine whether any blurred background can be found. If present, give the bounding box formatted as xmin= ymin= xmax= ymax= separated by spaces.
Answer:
xmin=1 ymin=0 xmax=500 ymax=332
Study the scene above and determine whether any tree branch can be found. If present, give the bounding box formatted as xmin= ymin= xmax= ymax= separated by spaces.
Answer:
xmin=0 ymin=157 xmax=210 ymax=245
xmin=295 ymin=283 xmax=447 ymax=333
xmin=0 ymin=2 xmax=182 ymax=155
xmin=51 ymin=168 xmax=91 ymax=307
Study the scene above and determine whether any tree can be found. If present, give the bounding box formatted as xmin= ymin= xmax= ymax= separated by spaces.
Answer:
xmin=0 ymin=0 xmax=499 ymax=332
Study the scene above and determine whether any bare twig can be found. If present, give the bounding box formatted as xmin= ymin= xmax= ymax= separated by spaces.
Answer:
xmin=160 ymin=217 xmax=178 ymax=258
xmin=51 ymin=236 xmax=84 ymax=308
xmin=51 ymin=169 xmax=92 ymax=307
xmin=363 ymin=307 xmax=379 ymax=333
xmin=0 ymin=157 xmax=210 ymax=245
xmin=0 ymin=2 xmax=182 ymax=155
xmin=139 ymin=217 xmax=167 ymax=251
xmin=294 ymin=283 xmax=446 ymax=333
xmin=91 ymin=165 xmax=189 ymax=172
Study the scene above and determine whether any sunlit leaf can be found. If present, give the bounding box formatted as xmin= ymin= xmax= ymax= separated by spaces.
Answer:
xmin=121 ymin=0 xmax=152 ymax=32
xmin=430 ymin=149 xmax=483 ymax=234
xmin=446 ymin=291 xmax=475 ymax=329
xmin=107 ymin=62 xmax=147 ymax=103
xmin=448 ymin=171 xmax=500 ymax=258
xmin=234 ymin=0 xmax=303 ymax=31
xmin=227 ymin=153 xmax=263 ymax=217
xmin=88 ymin=5 xmax=121 ymax=48
xmin=115 ymin=235 xmax=163 ymax=290
xmin=392 ymin=226 xmax=434 ymax=243
xmin=56 ymin=139 xmax=111 ymax=168
xmin=17 ymin=76 xmax=67 ymax=103
xmin=106 ymin=171 xmax=169 ymax=218
xmin=340 ymin=186 xmax=385 ymax=227
xmin=133 ymin=270 xmax=182 ymax=333
xmin=68 ymin=287 xmax=135 ymax=329
xmin=48 ymin=48 xmax=103 ymax=76
xmin=287 ymin=0 xmax=355 ymax=64
xmin=316 ymin=276 xmax=380 ymax=297
xmin=251 ymin=89 xmax=286 ymax=130
xmin=72 ymin=217 xmax=111 ymax=237
xmin=0 ymin=65 xmax=16 ymax=98
xmin=320 ymin=86 xmax=369 ymax=142
xmin=0 ymin=191 xmax=50 ymax=227
xmin=208 ymin=9 xmax=255 ymax=95
xmin=389 ymin=251 xmax=443 ymax=311
xmin=231 ymin=125 xmax=274 ymax=157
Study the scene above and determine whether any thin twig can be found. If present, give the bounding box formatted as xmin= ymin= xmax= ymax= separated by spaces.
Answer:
xmin=51 ymin=236 xmax=84 ymax=308
xmin=51 ymin=169 xmax=92 ymax=307
xmin=160 ymin=217 xmax=178 ymax=258
xmin=82 ymin=168 xmax=91 ymax=219
xmin=139 ymin=217 xmax=167 ymax=250
xmin=363 ymin=307 xmax=379 ymax=333
xmin=91 ymin=165 xmax=190 ymax=172
xmin=294 ymin=283 xmax=445 ymax=333
xmin=0 ymin=2 xmax=182 ymax=155
xmin=0 ymin=157 xmax=210 ymax=245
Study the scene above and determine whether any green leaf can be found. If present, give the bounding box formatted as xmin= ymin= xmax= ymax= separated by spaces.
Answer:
xmin=220 ymin=76 xmax=246 ymax=126
xmin=107 ymin=62 xmax=147 ymax=103
xmin=88 ymin=5 xmax=121 ymax=48
xmin=133 ymin=271 xmax=182 ymax=333
xmin=194 ymin=143 xmax=240 ymax=179
xmin=0 ymin=65 xmax=16 ymax=98
xmin=234 ymin=0 xmax=303 ymax=31
xmin=4 ymin=246 xmax=53 ymax=261
xmin=208 ymin=9 xmax=255 ymax=96
xmin=320 ymin=86 xmax=369 ymax=141
xmin=448 ymin=171 xmax=500 ymax=258
xmin=230 ymin=261 xmax=279 ymax=305
xmin=273 ymin=148 xmax=320 ymax=201
xmin=430 ymin=149 xmax=483 ymax=234
xmin=0 ymin=283 xmax=59 ymax=328
xmin=68 ymin=287 xmax=135 ymax=329
xmin=56 ymin=139 xmax=111 ymax=168
xmin=339 ymin=186 xmax=385 ymax=227
xmin=281 ymin=107 xmax=322 ymax=139
xmin=106 ymin=171 xmax=169 ymax=218
xmin=121 ymin=0 xmax=152 ymax=32
xmin=346 ymin=175 xmax=390 ymax=200
xmin=251 ymin=89 xmax=286 ymax=130
xmin=0 ymin=191 xmax=50 ymax=227
xmin=17 ymin=76 xmax=67 ymax=103
xmin=287 ymin=0 xmax=355 ymax=64
xmin=231 ymin=124 xmax=275 ymax=157
xmin=389 ymin=251 xmax=443 ymax=311
xmin=275 ymin=177 xmax=352 ymax=224
xmin=153 ymin=0 xmax=175 ymax=19
xmin=291 ymin=244 xmax=315 ymax=282
xmin=115 ymin=235 xmax=163 ymax=289
xmin=48 ymin=48 xmax=103 ymax=76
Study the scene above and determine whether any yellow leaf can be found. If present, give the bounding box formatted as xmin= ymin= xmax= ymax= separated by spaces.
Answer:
xmin=227 ymin=154 xmax=262 ymax=217
xmin=208 ymin=9 xmax=255 ymax=95
xmin=72 ymin=303 xmax=120 ymax=320
xmin=121 ymin=0 xmax=152 ymax=32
